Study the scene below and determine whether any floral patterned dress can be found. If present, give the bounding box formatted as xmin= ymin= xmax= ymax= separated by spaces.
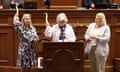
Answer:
xmin=14 ymin=20 xmax=39 ymax=67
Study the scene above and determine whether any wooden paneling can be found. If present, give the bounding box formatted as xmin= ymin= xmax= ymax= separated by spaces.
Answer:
xmin=113 ymin=0 xmax=120 ymax=4
xmin=50 ymin=0 xmax=76 ymax=9
xmin=24 ymin=0 xmax=38 ymax=2
xmin=0 ymin=27 xmax=14 ymax=66
xmin=113 ymin=58 xmax=120 ymax=72
xmin=1 ymin=0 xmax=120 ymax=9
xmin=51 ymin=0 xmax=76 ymax=6
xmin=114 ymin=28 xmax=120 ymax=57
xmin=0 ymin=9 xmax=120 ymax=72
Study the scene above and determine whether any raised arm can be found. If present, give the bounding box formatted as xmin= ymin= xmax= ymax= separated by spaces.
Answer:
xmin=44 ymin=13 xmax=53 ymax=38
xmin=14 ymin=3 xmax=19 ymax=21
xmin=44 ymin=13 xmax=50 ymax=26
xmin=13 ymin=3 xmax=22 ymax=31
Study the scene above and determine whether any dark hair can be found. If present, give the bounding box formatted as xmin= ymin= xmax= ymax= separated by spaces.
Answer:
xmin=44 ymin=0 xmax=50 ymax=9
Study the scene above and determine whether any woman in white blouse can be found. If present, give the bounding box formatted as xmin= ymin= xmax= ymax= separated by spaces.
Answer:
xmin=44 ymin=13 xmax=76 ymax=42
xmin=84 ymin=12 xmax=111 ymax=72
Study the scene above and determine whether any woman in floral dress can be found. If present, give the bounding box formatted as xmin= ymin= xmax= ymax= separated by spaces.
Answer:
xmin=13 ymin=4 xmax=39 ymax=72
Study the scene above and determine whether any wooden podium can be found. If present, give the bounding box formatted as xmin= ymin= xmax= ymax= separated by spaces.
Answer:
xmin=43 ymin=42 xmax=84 ymax=72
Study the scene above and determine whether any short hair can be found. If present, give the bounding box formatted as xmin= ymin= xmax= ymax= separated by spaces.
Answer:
xmin=56 ymin=13 xmax=68 ymax=23
xmin=96 ymin=12 xmax=107 ymax=25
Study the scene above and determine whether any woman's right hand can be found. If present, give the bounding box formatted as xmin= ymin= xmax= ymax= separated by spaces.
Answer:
xmin=44 ymin=13 xmax=50 ymax=26
xmin=16 ymin=3 xmax=19 ymax=8
xmin=14 ymin=2 xmax=19 ymax=20
xmin=16 ymin=3 xmax=19 ymax=14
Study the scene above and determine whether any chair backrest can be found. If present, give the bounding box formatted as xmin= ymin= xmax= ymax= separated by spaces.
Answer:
xmin=24 ymin=2 xmax=37 ymax=9
xmin=95 ymin=3 xmax=109 ymax=9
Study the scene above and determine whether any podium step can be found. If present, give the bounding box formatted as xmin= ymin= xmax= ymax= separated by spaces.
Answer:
xmin=0 ymin=65 xmax=113 ymax=72
xmin=84 ymin=65 xmax=113 ymax=72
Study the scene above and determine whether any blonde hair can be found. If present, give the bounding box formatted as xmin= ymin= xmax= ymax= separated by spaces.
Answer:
xmin=96 ymin=12 xmax=107 ymax=25
xmin=56 ymin=13 xmax=68 ymax=23
xmin=21 ymin=13 xmax=33 ymax=28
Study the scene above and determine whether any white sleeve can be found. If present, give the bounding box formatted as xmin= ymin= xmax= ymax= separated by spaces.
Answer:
xmin=44 ymin=26 xmax=53 ymax=38
xmin=97 ymin=25 xmax=111 ymax=43
xmin=65 ymin=26 xmax=76 ymax=42
xmin=84 ymin=24 xmax=91 ymax=41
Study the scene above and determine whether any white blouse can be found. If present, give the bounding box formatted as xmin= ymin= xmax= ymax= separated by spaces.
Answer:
xmin=44 ymin=24 xmax=76 ymax=42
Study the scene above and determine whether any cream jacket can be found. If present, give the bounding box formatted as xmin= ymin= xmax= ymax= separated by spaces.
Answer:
xmin=85 ymin=23 xmax=111 ymax=56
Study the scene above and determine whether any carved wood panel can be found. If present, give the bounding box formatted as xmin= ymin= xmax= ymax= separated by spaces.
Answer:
xmin=43 ymin=42 xmax=84 ymax=72
xmin=0 ymin=27 xmax=14 ymax=66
